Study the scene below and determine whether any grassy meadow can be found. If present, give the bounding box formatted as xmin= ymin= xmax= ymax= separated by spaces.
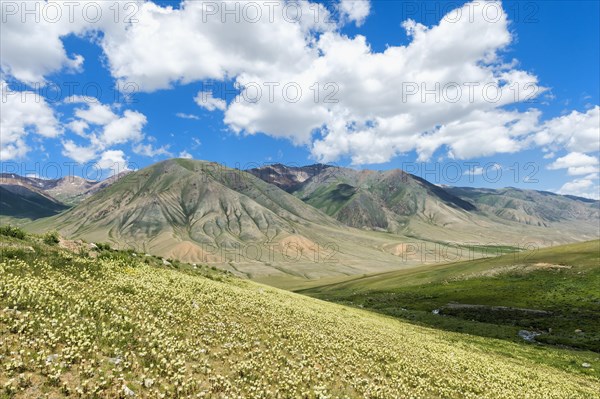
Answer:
xmin=0 ymin=228 xmax=599 ymax=398
xmin=300 ymin=240 xmax=600 ymax=352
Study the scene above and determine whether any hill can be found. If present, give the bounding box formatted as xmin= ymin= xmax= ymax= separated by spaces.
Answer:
xmin=0 ymin=231 xmax=599 ymax=398
xmin=300 ymin=240 xmax=600 ymax=351
xmin=247 ymin=163 xmax=333 ymax=192
xmin=0 ymin=172 xmax=128 ymax=207
xmin=0 ymin=183 xmax=68 ymax=223
xmin=27 ymin=159 xmax=442 ymax=280
xmin=249 ymin=164 xmax=600 ymax=244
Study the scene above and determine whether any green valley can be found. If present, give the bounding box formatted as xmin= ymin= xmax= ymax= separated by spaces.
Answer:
xmin=300 ymin=240 xmax=600 ymax=352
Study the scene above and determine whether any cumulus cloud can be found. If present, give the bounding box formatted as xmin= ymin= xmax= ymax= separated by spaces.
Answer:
xmin=2 ymin=0 xmax=598 ymax=170
xmin=224 ymin=1 xmax=547 ymax=162
xmin=464 ymin=163 xmax=501 ymax=176
xmin=133 ymin=143 xmax=172 ymax=157
xmin=0 ymin=0 xmax=123 ymax=84
xmin=535 ymin=106 xmax=600 ymax=154
xmin=194 ymin=91 xmax=227 ymax=112
xmin=61 ymin=97 xmax=151 ymax=164
xmin=74 ymin=102 xmax=118 ymax=126
xmin=99 ymin=0 xmax=334 ymax=91
xmin=337 ymin=0 xmax=370 ymax=26
xmin=548 ymin=152 xmax=600 ymax=176
xmin=0 ymin=80 xmax=61 ymax=159
xmin=100 ymin=110 xmax=147 ymax=146
xmin=558 ymin=176 xmax=600 ymax=200
xmin=61 ymin=140 xmax=98 ymax=164
xmin=96 ymin=150 xmax=130 ymax=176
xmin=179 ymin=150 xmax=193 ymax=159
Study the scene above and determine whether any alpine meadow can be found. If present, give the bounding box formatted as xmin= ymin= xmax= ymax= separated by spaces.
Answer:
xmin=1 ymin=1 xmax=599 ymax=398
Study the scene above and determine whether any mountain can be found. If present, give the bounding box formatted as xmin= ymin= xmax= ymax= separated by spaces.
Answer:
xmin=247 ymin=163 xmax=333 ymax=192
xmin=292 ymin=166 xmax=477 ymax=232
xmin=28 ymin=159 xmax=421 ymax=279
xmin=445 ymin=186 xmax=600 ymax=228
xmin=0 ymin=171 xmax=129 ymax=206
xmin=248 ymin=164 xmax=600 ymax=243
xmin=0 ymin=184 xmax=67 ymax=221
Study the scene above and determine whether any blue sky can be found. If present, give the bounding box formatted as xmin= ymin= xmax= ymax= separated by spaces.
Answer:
xmin=1 ymin=0 xmax=599 ymax=197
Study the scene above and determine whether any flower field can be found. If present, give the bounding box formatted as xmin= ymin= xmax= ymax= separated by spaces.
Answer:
xmin=1 ymin=235 xmax=599 ymax=398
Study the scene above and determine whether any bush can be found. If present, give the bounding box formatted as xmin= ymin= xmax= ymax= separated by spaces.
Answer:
xmin=0 ymin=225 xmax=26 ymax=239
xmin=43 ymin=231 xmax=60 ymax=245
xmin=96 ymin=242 xmax=112 ymax=251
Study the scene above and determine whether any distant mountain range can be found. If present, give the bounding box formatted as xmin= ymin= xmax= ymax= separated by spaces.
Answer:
xmin=248 ymin=163 xmax=599 ymax=240
xmin=2 ymin=159 xmax=598 ymax=280
xmin=0 ymin=172 xmax=129 ymax=206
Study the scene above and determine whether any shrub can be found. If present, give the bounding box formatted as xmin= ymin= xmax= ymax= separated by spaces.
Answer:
xmin=0 ymin=225 xmax=26 ymax=239
xmin=96 ymin=242 xmax=112 ymax=251
xmin=43 ymin=231 xmax=60 ymax=245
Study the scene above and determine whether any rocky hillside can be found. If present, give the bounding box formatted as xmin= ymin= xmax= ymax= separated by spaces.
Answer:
xmin=28 ymin=159 xmax=418 ymax=279
xmin=247 ymin=164 xmax=599 ymax=243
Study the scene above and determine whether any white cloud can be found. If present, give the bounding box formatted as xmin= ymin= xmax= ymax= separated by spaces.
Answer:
xmin=96 ymin=150 xmax=130 ymax=176
xmin=59 ymin=98 xmax=150 ymax=164
xmin=535 ymin=106 xmax=600 ymax=154
xmin=74 ymin=102 xmax=118 ymax=125
xmin=2 ymin=0 xmax=598 ymax=168
xmin=194 ymin=91 xmax=227 ymax=112
xmin=61 ymin=140 xmax=97 ymax=164
xmin=0 ymin=0 xmax=122 ymax=84
xmin=464 ymin=163 xmax=501 ymax=176
xmin=0 ymin=80 xmax=61 ymax=160
xmin=223 ymin=1 xmax=548 ymax=163
xmin=176 ymin=112 xmax=200 ymax=120
xmin=67 ymin=120 xmax=90 ymax=136
xmin=338 ymin=0 xmax=370 ymax=26
xmin=99 ymin=0 xmax=334 ymax=91
xmin=558 ymin=177 xmax=600 ymax=200
xmin=100 ymin=110 xmax=146 ymax=146
xmin=133 ymin=143 xmax=172 ymax=157
xmin=548 ymin=152 xmax=600 ymax=176
xmin=179 ymin=150 xmax=193 ymax=159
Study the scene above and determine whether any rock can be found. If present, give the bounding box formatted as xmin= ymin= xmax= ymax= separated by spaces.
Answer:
xmin=518 ymin=330 xmax=541 ymax=342
xmin=582 ymin=363 xmax=591 ymax=368
xmin=45 ymin=354 xmax=59 ymax=364
xmin=108 ymin=356 xmax=122 ymax=365
xmin=122 ymin=385 xmax=135 ymax=396
xmin=143 ymin=378 xmax=154 ymax=388
xmin=575 ymin=329 xmax=583 ymax=333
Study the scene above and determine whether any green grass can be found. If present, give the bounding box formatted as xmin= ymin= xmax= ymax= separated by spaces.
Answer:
xmin=1 ymin=234 xmax=600 ymax=397
xmin=301 ymin=240 xmax=600 ymax=353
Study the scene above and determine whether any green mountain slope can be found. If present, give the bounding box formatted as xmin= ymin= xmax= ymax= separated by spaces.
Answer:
xmin=249 ymin=164 xmax=599 ymax=244
xmin=446 ymin=186 xmax=600 ymax=227
xmin=27 ymin=159 xmax=433 ymax=280
xmin=1 ymin=233 xmax=599 ymax=398
xmin=301 ymin=240 xmax=600 ymax=351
